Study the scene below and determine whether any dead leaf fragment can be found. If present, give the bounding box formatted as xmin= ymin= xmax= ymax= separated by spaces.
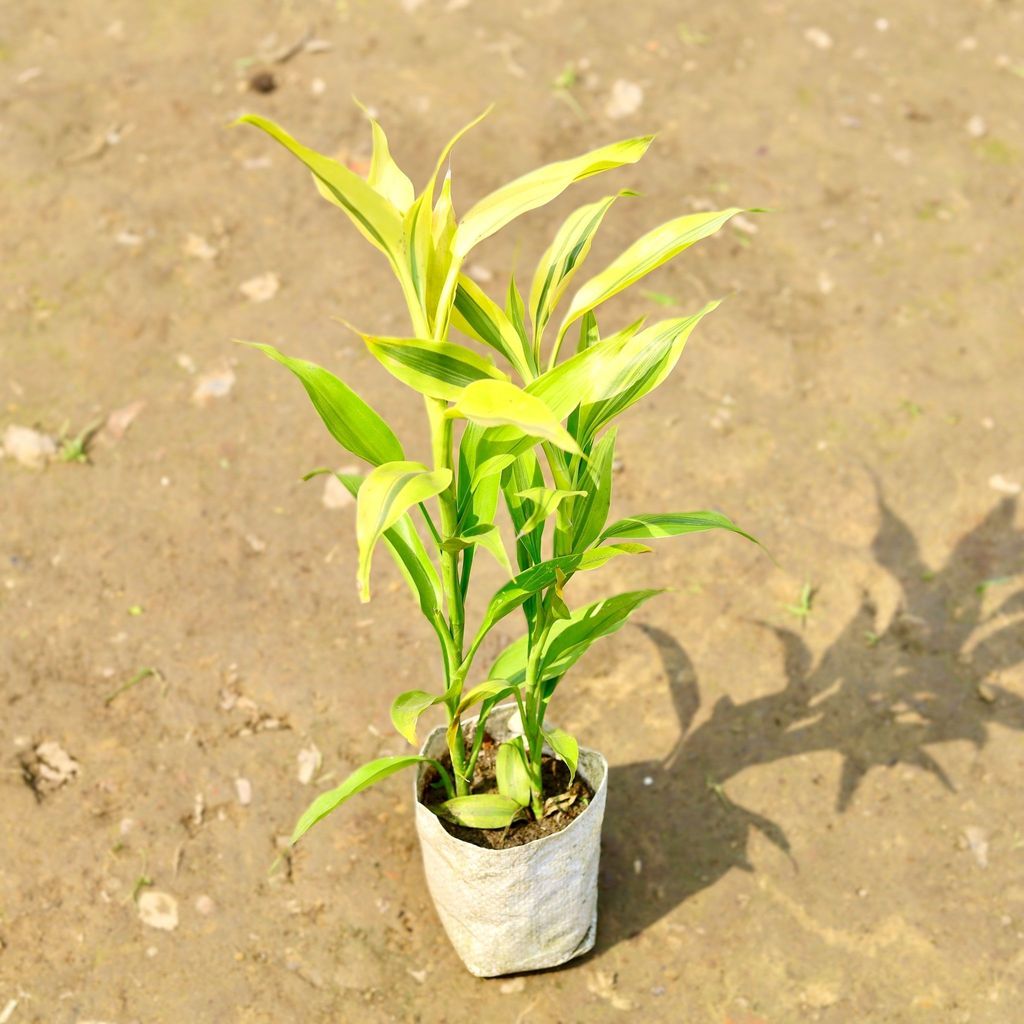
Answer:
xmin=104 ymin=400 xmax=145 ymax=440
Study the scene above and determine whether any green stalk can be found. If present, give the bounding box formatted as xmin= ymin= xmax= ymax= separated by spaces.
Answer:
xmin=524 ymin=610 xmax=553 ymax=820
xmin=406 ymin=295 xmax=471 ymax=796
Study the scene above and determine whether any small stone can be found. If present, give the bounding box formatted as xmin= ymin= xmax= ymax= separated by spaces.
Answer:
xmin=16 ymin=67 xmax=42 ymax=84
xmin=138 ymin=890 xmax=179 ymax=931
xmin=195 ymin=894 xmax=215 ymax=915
xmin=310 ymin=77 xmax=327 ymax=97
xmin=875 ymin=17 xmax=889 ymax=31
xmin=817 ymin=269 xmax=835 ymax=294
xmin=500 ymin=977 xmax=526 ymax=994
xmin=297 ymin=744 xmax=322 ymax=785
xmin=235 ymin=777 xmax=253 ymax=806
xmin=115 ymin=230 xmax=144 ymax=247
xmin=605 ymin=79 xmax=644 ymax=119
xmin=31 ymin=740 xmax=80 ymax=790
xmin=176 ymin=352 xmax=197 ymax=374
xmin=3 ymin=424 xmax=57 ymax=468
xmin=322 ymin=473 xmax=355 ymax=510
xmin=643 ymin=776 xmax=654 ymax=786
xmin=976 ymin=682 xmax=997 ymax=704
xmin=804 ymin=27 xmax=833 ymax=50
xmin=966 ymin=115 xmax=987 ymax=138
xmin=981 ymin=416 xmax=995 ymax=430
xmin=633 ymin=858 xmax=643 ymax=874
xmin=962 ymin=826 xmax=989 ymax=868
xmin=192 ymin=365 xmax=236 ymax=405
xmin=989 ymin=474 xmax=1021 ymax=496
xmin=184 ymin=233 xmax=218 ymax=261
xmin=244 ymin=533 xmax=267 ymax=554
xmin=465 ymin=263 xmax=493 ymax=284
xmin=733 ymin=214 xmax=759 ymax=235
xmin=407 ymin=967 xmax=428 ymax=983
xmin=248 ymin=69 xmax=277 ymax=94
xmin=239 ymin=272 xmax=280 ymax=303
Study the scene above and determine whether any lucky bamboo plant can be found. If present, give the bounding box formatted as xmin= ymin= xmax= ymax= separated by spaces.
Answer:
xmin=238 ymin=105 xmax=756 ymax=841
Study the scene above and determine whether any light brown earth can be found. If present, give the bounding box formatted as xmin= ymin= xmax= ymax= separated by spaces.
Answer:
xmin=2 ymin=1 xmax=1023 ymax=1021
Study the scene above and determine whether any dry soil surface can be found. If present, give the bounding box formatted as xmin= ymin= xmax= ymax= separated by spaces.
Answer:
xmin=2 ymin=1 xmax=1023 ymax=1022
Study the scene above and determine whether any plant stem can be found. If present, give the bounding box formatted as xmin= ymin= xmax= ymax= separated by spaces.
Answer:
xmin=524 ymin=611 xmax=553 ymax=819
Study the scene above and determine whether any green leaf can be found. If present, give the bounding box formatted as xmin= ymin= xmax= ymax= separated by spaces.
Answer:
xmin=473 ymin=544 xmax=651 ymax=645
xmin=446 ymin=380 xmax=581 ymax=455
xmin=555 ymin=207 xmax=746 ymax=349
xmin=357 ymin=462 xmax=453 ymax=601
xmin=529 ymin=192 xmax=630 ymax=341
xmin=470 ymin=453 xmax=516 ymax=492
xmin=403 ymin=190 xmax=434 ymax=310
xmin=427 ymin=174 xmax=458 ymax=318
xmin=240 ymin=341 xmax=403 ymax=466
xmin=237 ymin=115 xmax=405 ymax=264
xmin=452 ymin=134 xmax=654 ymax=259
xmin=515 ymin=486 xmax=587 ymax=537
xmin=489 ymin=634 xmax=529 ymax=687
xmin=576 ymin=304 xmax=718 ymax=442
xmin=439 ymin=793 xmax=525 ymax=829
xmin=291 ymin=755 xmax=438 ymax=844
xmin=359 ymin=106 xmax=415 ymax=213
xmin=459 ymin=523 xmax=514 ymax=575
xmin=455 ymin=678 xmax=519 ymax=717
xmin=363 ymin=334 xmax=506 ymax=401
xmin=452 ymin=275 xmax=534 ymax=379
xmin=578 ymin=310 xmax=600 ymax=352
xmin=323 ymin=470 xmax=443 ymax=616
xmin=600 ymin=510 xmax=758 ymax=546
xmin=390 ymin=690 xmax=442 ymax=746
xmin=541 ymin=589 xmax=664 ymax=683
xmin=543 ymin=727 xmax=579 ymax=782
xmin=496 ymin=739 xmax=532 ymax=807
xmin=570 ymin=428 xmax=616 ymax=552
xmin=506 ymin=274 xmax=530 ymax=352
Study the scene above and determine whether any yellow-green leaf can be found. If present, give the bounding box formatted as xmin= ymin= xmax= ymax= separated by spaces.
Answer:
xmin=439 ymin=793 xmax=524 ymax=828
xmin=357 ymin=461 xmax=452 ymax=601
xmin=391 ymin=690 xmax=442 ymax=746
xmin=452 ymin=275 xmax=534 ymax=380
xmin=529 ymin=191 xmax=631 ymax=342
xmin=455 ymin=677 xmax=518 ymax=716
xmin=360 ymin=107 xmax=415 ymax=213
xmin=239 ymin=341 xmax=403 ymax=466
xmin=554 ymin=207 xmax=745 ymax=356
xmin=237 ymin=114 xmax=405 ymax=264
xmin=363 ymin=334 xmax=506 ymax=401
xmin=446 ymin=380 xmax=581 ymax=455
xmin=543 ymin=727 xmax=579 ymax=782
xmin=515 ymin=486 xmax=587 ymax=537
xmin=496 ymin=740 xmax=532 ymax=807
xmin=452 ymin=135 xmax=654 ymax=259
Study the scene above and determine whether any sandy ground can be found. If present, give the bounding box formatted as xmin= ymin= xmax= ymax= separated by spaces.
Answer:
xmin=2 ymin=1 xmax=1023 ymax=1021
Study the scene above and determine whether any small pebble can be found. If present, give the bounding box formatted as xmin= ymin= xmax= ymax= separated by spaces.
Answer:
xmin=235 ymin=777 xmax=253 ymax=806
xmin=407 ymin=967 xmax=428 ymax=983
xmin=2 ymin=424 xmax=57 ymax=468
xmin=195 ymin=894 xmax=216 ymax=915
xmin=989 ymin=473 xmax=1021 ymax=496
xmin=966 ymin=115 xmax=987 ymax=138
xmin=804 ymin=27 xmax=833 ymax=50
xmin=184 ymin=233 xmax=218 ymax=261
xmin=605 ymin=79 xmax=644 ymax=119
xmin=322 ymin=473 xmax=355 ymax=510
xmin=310 ymin=77 xmax=327 ymax=97
xmin=817 ymin=270 xmax=835 ymax=294
xmin=981 ymin=416 xmax=995 ymax=430
xmin=248 ymin=69 xmax=277 ymax=94
xmin=192 ymin=365 xmax=236 ymax=404
xmin=962 ymin=825 xmax=989 ymax=868
xmin=297 ymin=744 xmax=322 ymax=785
xmin=138 ymin=890 xmax=179 ymax=931
xmin=643 ymin=776 xmax=654 ymax=786
xmin=875 ymin=17 xmax=889 ymax=31
xmin=239 ymin=271 xmax=280 ymax=303
xmin=500 ymin=977 xmax=526 ymax=994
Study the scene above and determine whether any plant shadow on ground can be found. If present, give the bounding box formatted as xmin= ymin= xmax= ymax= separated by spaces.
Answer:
xmin=597 ymin=495 xmax=1024 ymax=951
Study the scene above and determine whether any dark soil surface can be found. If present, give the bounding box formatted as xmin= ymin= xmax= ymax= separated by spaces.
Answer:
xmin=2 ymin=1 xmax=1023 ymax=1021
xmin=422 ymin=745 xmax=595 ymax=849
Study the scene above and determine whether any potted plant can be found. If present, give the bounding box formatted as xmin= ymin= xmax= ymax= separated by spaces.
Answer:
xmin=237 ymin=105 xmax=756 ymax=977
